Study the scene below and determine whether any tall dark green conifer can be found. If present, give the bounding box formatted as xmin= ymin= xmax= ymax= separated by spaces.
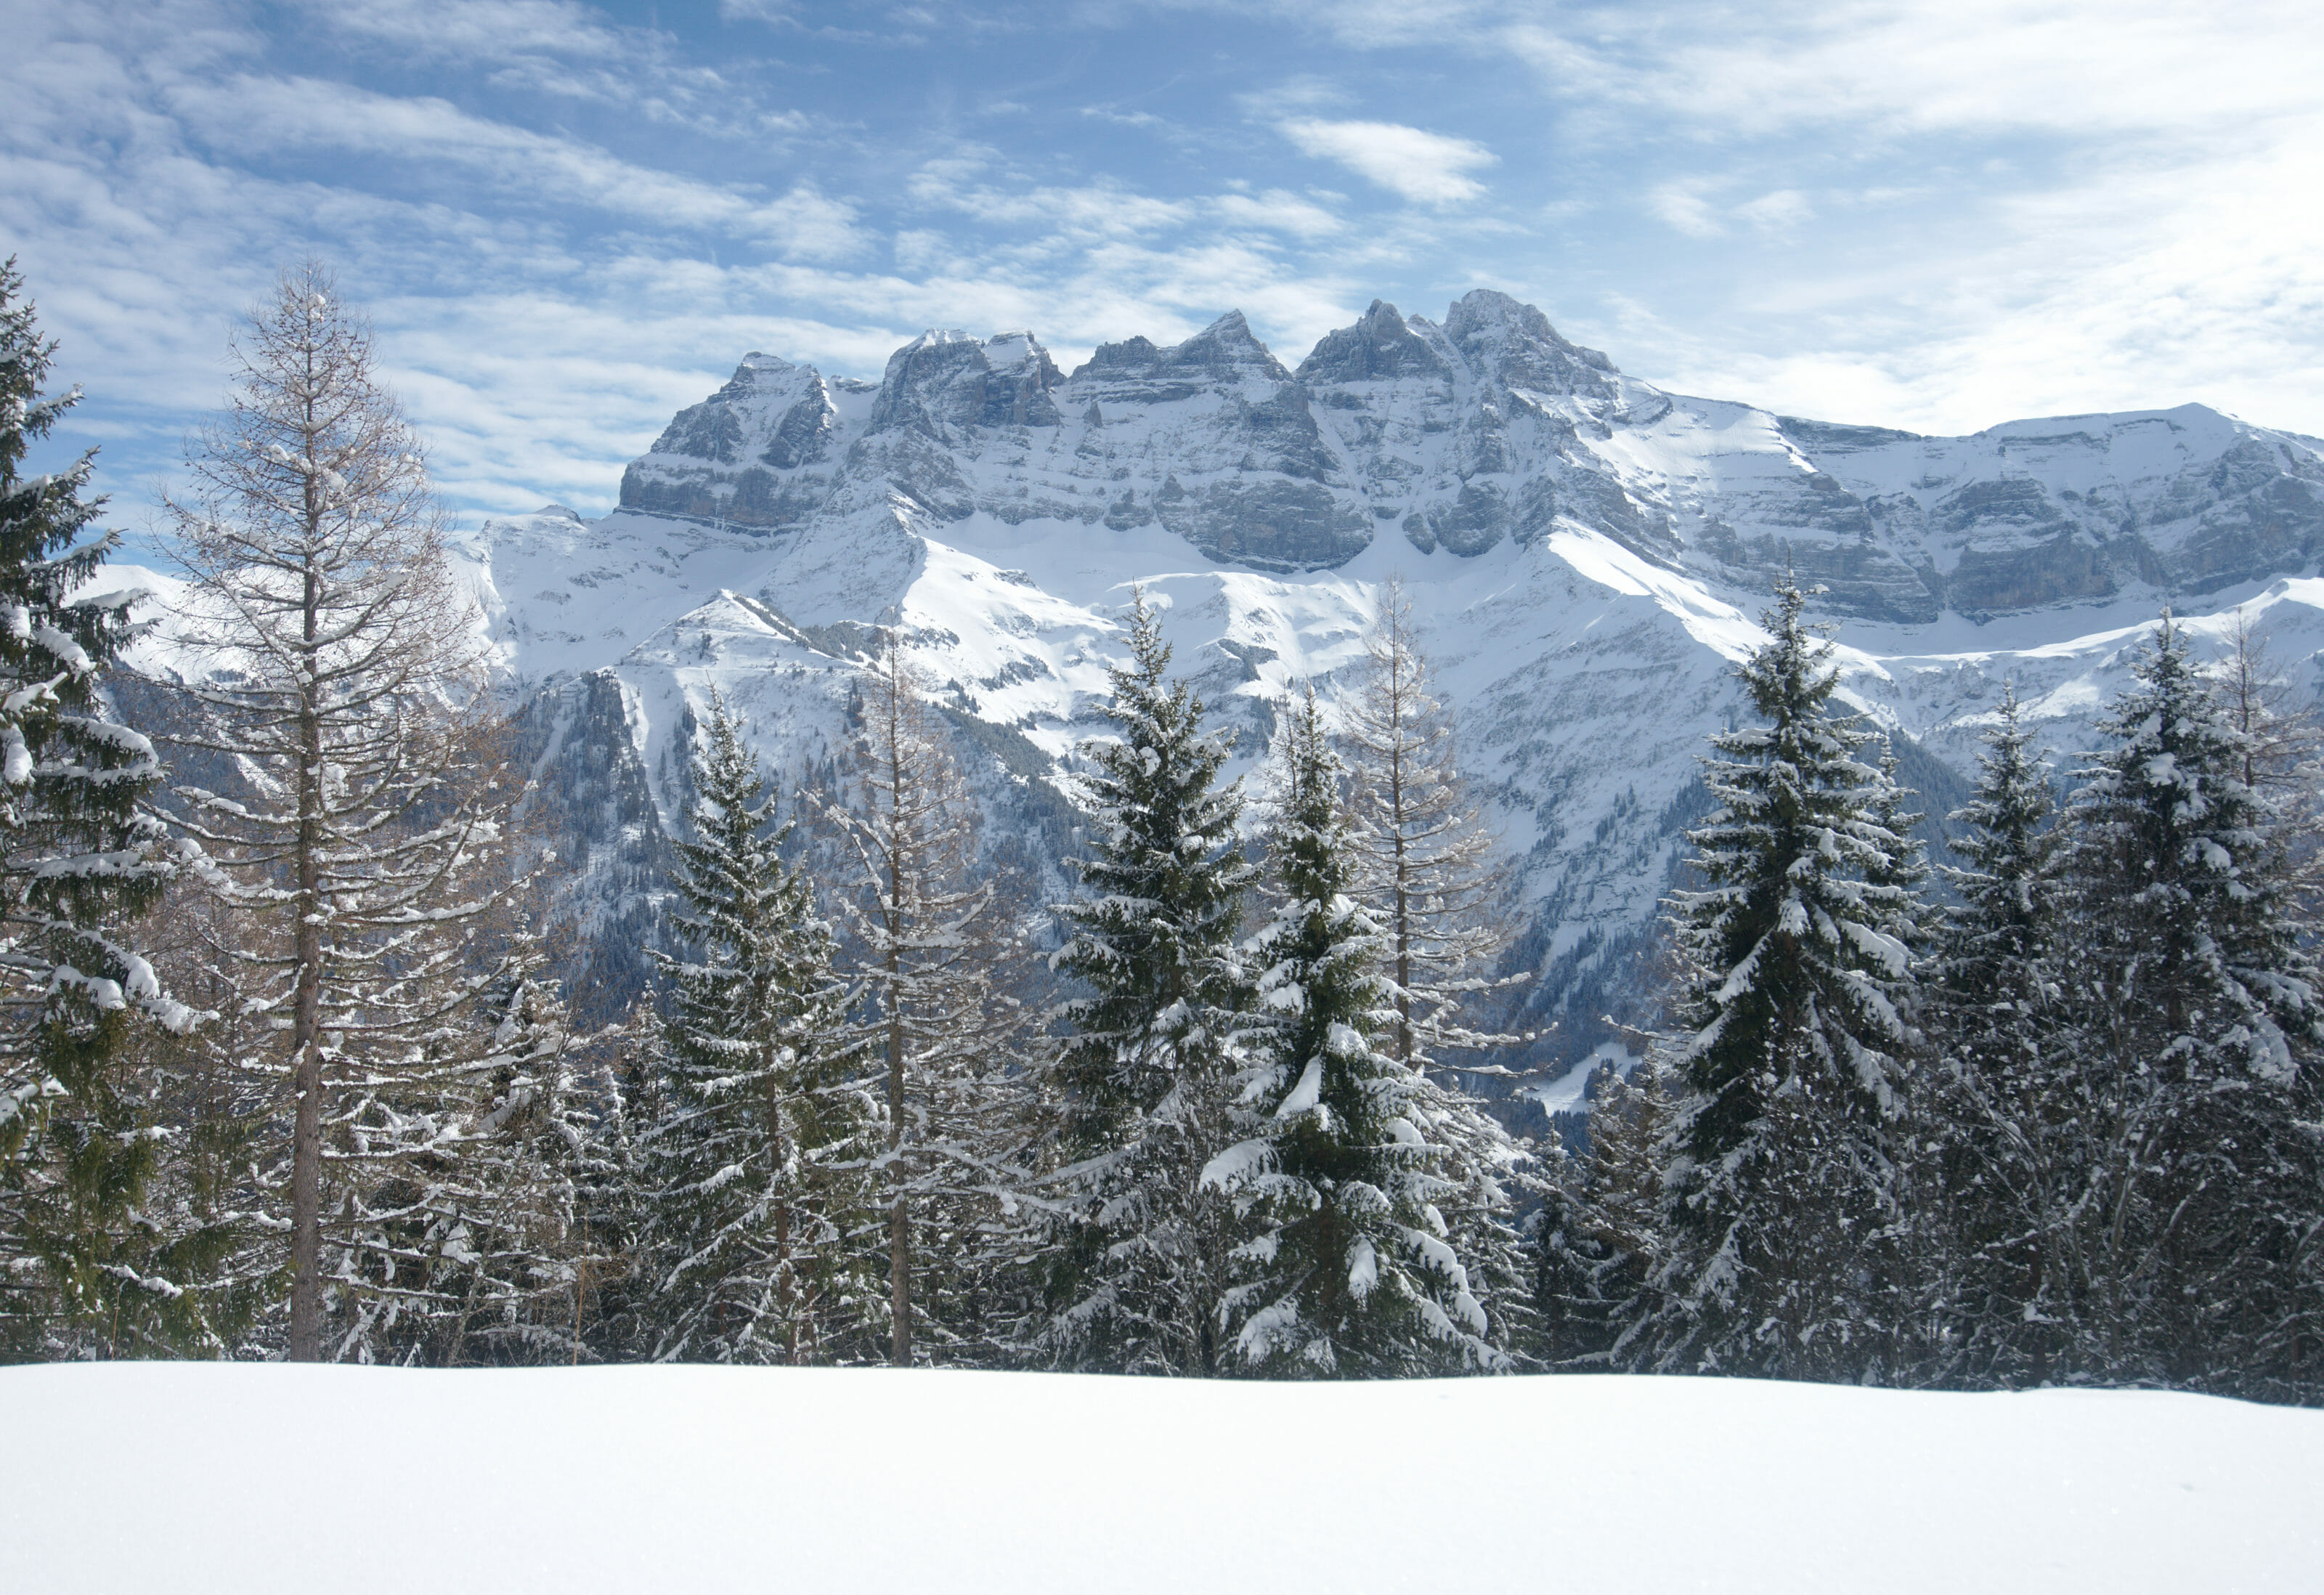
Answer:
xmin=1206 ymin=689 xmax=1506 ymax=1374
xmin=1535 ymin=1057 xmax=1673 ymax=1368
xmin=1917 ymin=684 xmax=2072 ymax=1384
xmin=2051 ymin=615 xmax=2323 ymax=1399
xmin=1641 ymin=583 xmax=1925 ymax=1379
xmin=1040 ymin=591 xmax=1251 ymax=1373
xmin=636 ymin=691 xmax=875 ymax=1364
xmin=0 ymin=261 xmax=198 ymax=1357
xmin=322 ymin=953 xmax=622 ymax=1366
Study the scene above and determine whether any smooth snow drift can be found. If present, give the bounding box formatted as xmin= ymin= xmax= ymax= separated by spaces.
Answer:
xmin=9 ymin=1365 xmax=2317 ymax=1593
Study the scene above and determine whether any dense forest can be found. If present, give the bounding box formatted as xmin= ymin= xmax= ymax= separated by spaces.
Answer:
xmin=3 ymin=264 xmax=2317 ymax=1403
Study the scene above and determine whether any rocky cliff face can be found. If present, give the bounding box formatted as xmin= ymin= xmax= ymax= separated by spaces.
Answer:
xmin=619 ymin=292 xmax=2324 ymax=628
xmin=437 ymin=291 xmax=2324 ymax=1087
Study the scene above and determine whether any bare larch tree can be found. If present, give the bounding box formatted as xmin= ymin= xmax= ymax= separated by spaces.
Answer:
xmin=161 ymin=264 xmax=511 ymax=1361
xmin=1340 ymin=576 xmax=1521 ymax=1067
xmin=819 ymin=626 xmax=1023 ymax=1365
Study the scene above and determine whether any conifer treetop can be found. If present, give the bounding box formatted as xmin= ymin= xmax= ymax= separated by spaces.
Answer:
xmin=1051 ymin=587 xmax=1251 ymax=1079
xmin=2068 ymin=612 xmax=2323 ymax=1078
xmin=1673 ymin=580 xmax=1922 ymax=1145
xmin=1206 ymin=685 xmax=1509 ymax=1376
xmin=0 ymin=259 xmax=179 ymax=1031
xmin=1938 ymin=682 xmax=2061 ymax=986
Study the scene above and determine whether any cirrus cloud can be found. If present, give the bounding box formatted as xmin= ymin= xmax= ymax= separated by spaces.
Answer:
xmin=1277 ymin=118 xmax=1497 ymax=207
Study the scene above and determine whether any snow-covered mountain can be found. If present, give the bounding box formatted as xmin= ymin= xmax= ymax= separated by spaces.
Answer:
xmin=448 ymin=289 xmax=2324 ymax=1074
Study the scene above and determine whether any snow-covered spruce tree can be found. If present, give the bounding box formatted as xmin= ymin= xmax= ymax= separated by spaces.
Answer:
xmin=818 ymin=628 xmax=1031 ymax=1367
xmin=1336 ymin=581 xmax=1543 ymax=1357
xmin=1040 ymin=590 xmax=1253 ymax=1374
xmin=569 ymin=997 xmax=657 ymax=1362
xmin=1533 ymin=1054 xmax=1675 ymax=1369
xmin=0 ymin=260 xmax=202 ymax=1357
xmin=1639 ymin=583 xmax=1925 ymax=1381
xmin=1206 ymin=687 xmax=1508 ymax=1374
xmin=158 ymin=262 xmax=512 ymax=1362
xmin=2049 ymin=614 xmax=2323 ymax=1400
xmin=99 ymin=881 xmax=298 ymax=1358
xmin=1914 ymin=684 xmax=2073 ymax=1386
xmin=1340 ymin=576 xmax=1521 ymax=1064
xmin=638 ymin=690 xmax=877 ymax=1365
xmin=462 ymin=969 xmax=631 ymax=1366
xmin=325 ymin=943 xmax=627 ymax=1365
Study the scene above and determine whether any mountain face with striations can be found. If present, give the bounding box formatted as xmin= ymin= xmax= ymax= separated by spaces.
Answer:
xmin=438 ymin=289 xmax=2324 ymax=1095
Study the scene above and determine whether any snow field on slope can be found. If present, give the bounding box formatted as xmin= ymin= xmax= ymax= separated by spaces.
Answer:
xmin=8 ymin=1364 xmax=2318 ymax=1595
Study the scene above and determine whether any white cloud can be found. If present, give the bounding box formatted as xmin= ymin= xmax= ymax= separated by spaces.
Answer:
xmin=1278 ymin=119 xmax=1496 ymax=207
xmin=1211 ymin=190 xmax=1342 ymax=238
xmin=1251 ymin=0 xmax=2324 ymax=143
xmin=1735 ymin=189 xmax=1812 ymax=233
xmin=1649 ymin=183 xmax=1723 ymax=239
xmin=905 ymin=154 xmax=1195 ymax=239
xmin=1589 ymin=130 xmax=2324 ymax=439
xmin=168 ymin=75 xmax=866 ymax=259
xmin=1095 ymin=0 xmax=2322 ymax=150
xmin=301 ymin=0 xmax=632 ymax=62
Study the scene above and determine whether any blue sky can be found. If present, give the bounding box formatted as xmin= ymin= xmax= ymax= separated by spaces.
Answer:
xmin=8 ymin=0 xmax=2321 ymax=527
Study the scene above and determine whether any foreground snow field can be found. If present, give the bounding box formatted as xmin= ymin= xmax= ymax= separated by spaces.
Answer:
xmin=9 ymin=1366 xmax=2320 ymax=1594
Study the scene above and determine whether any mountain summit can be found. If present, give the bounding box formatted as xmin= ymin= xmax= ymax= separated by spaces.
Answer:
xmin=453 ymin=293 xmax=2324 ymax=1071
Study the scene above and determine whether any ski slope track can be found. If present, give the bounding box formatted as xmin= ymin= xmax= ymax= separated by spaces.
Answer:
xmin=117 ymin=291 xmax=2324 ymax=1069
xmin=7 ymin=1363 xmax=2319 ymax=1594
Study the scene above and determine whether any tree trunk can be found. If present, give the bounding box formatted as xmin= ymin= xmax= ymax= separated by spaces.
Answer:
xmin=775 ymin=1196 xmax=796 ymax=1364
xmin=286 ymin=479 xmax=328 ymax=1362
xmin=1389 ymin=662 xmax=1413 ymax=1064
xmin=886 ymin=686 xmax=912 ymax=1368
xmin=286 ymin=1039 xmax=322 ymax=1359
xmin=888 ymin=1000 xmax=909 ymax=1365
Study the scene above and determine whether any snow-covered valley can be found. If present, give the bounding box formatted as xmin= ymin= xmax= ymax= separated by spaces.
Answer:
xmin=129 ymin=288 xmax=2324 ymax=1068
xmin=9 ymin=1363 xmax=2319 ymax=1594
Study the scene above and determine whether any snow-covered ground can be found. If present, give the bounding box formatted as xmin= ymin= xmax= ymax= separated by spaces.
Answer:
xmin=9 ymin=1365 xmax=2318 ymax=1593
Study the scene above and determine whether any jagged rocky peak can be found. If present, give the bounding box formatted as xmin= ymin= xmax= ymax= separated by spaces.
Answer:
xmin=642 ymin=352 xmax=827 ymax=466
xmin=1161 ymin=309 xmax=1292 ymax=383
xmin=869 ymin=329 xmax=1065 ymax=439
xmin=618 ymin=348 xmax=849 ymax=527
xmin=1439 ymin=288 xmax=1620 ymax=400
xmin=1071 ymin=310 xmax=1292 ymax=404
xmin=1294 ymin=299 xmax=1452 ymax=386
xmin=602 ymin=294 xmax=2324 ymax=617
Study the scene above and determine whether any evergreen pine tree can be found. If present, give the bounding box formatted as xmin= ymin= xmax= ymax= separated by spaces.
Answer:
xmin=1205 ymin=688 xmax=1506 ymax=1374
xmin=636 ymin=691 xmax=876 ymax=1364
xmin=1534 ymin=1055 xmax=1674 ymax=1369
xmin=2050 ymin=614 xmax=2324 ymax=1398
xmin=1916 ymin=684 xmax=2073 ymax=1385
xmin=1641 ymin=583 xmax=1925 ymax=1380
xmin=0 ymin=259 xmax=200 ymax=1357
xmin=324 ymin=950 xmax=623 ymax=1365
xmin=1040 ymin=590 xmax=1252 ymax=1373
xmin=447 ymin=965 xmax=623 ymax=1365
